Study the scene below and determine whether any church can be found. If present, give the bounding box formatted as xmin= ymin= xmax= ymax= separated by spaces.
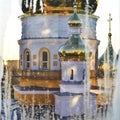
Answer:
xmin=14 ymin=0 xmax=100 ymax=119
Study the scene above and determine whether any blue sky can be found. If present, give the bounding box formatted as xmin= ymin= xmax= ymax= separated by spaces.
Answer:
xmin=0 ymin=0 xmax=120 ymax=60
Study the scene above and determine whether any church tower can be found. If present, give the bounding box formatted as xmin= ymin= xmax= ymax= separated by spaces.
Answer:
xmin=54 ymin=2 xmax=97 ymax=119
xmin=98 ymin=14 xmax=116 ymax=78
xmin=58 ymin=2 xmax=90 ymax=94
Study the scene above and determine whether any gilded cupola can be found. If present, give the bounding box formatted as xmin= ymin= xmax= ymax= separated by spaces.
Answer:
xmin=58 ymin=1 xmax=91 ymax=61
xmin=21 ymin=0 xmax=98 ymax=14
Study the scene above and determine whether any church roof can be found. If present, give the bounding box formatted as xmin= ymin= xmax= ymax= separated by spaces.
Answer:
xmin=58 ymin=34 xmax=90 ymax=61
xmin=98 ymin=39 xmax=116 ymax=66
xmin=60 ymin=81 xmax=84 ymax=85
xmin=14 ymin=85 xmax=60 ymax=91
xmin=54 ymin=92 xmax=83 ymax=96
xmin=68 ymin=3 xmax=82 ymax=27
xmin=98 ymin=14 xmax=116 ymax=68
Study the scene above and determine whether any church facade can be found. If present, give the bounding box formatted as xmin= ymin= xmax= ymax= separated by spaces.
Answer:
xmin=14 ymin=0 xmax=100 ymax=119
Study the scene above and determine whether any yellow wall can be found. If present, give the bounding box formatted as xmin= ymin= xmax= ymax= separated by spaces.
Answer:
xmin=14 ymin=70 xmax=98 ymax=106
xmin=19 ymin=78 xmax=60 ymax=88
xmin=14 ymin=90 xmax=55 ymax=105
xmin=90 ymin=70 xmax=98 ymax=87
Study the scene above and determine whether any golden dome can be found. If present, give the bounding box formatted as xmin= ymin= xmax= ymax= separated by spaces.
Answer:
xmin=58 ymin=34 xmax=90 ymax=61
xmin=44 ymin=0 xmax=98 ymax=14
xmin=68 ymin=2 xmax=82 ymax=27
xmin=21 ymin=0 xmax=98 ymax=14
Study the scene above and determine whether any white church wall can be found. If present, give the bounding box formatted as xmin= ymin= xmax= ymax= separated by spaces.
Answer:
xmin=55 ymin=94 xmax=97 ymax=117
xmin=21 ymin=15 xmax=98 ymax=40
xmin=60 ymin=84 xmax=85 ymax=93
xmin=19 ymin=14 xmax=99 ymax=71
xmin=61 ymin=61 xmax=88 ymax=82
xmin=55 ymin=94 xmax=84 ymax=117
xmin=18 ymin=38 xmax=66 ymax=70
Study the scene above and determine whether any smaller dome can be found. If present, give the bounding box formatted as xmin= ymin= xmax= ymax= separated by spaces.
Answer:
xmin=68 ymin=8 xmax=82 ymax=27
xmin=58 ymin=34 xmax=91 ymax=61
xmin=98 ymin=40 xmax=115 ymax=67
xmin=68 ymin=2 xmax=82 ymax=27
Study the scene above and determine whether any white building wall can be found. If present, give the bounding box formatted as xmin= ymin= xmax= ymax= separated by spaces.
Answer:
xmin=19 ymin=14 xmax=99 ymax=71
xmin=61 ymin=61 xmax=88 ymax=82
xmin=21 ymin=15 xmax=98 ymax=39
xmin=18 ymin=39 xmax=66 ymax=70
xmin=60 ymin=84 xmax=85 ymax=93
xmin=55 ymin=94 xmax=97 ymax=117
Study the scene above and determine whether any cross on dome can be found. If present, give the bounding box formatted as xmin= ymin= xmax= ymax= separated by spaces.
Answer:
xmin=108 ymin=13 xmax=112 ymax=34
xmin=108 ymin=13 xmax=112 ymax=40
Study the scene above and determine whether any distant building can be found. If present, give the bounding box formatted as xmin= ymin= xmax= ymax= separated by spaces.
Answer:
xmin=98 ymin=14 xmax=116 ymax=78
xmin=7 ymin=60 xmax=19 ymax=71
xmin=0 ymin=56 xmax=3 ymax=116
xmin=0 ymin=57 xmax=3 ymax=81
xmin=1 ymin=60 xmax=19 ymax=101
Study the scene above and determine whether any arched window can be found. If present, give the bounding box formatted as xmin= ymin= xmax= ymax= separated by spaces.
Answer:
xmin=24 ymin=49 xmax=31 ymax=70
xmin=70 ymin=69 xmax=74 ymax=80
xmin=39 ymin=48 xmax=50 ymax=71
xmin=42 ymin=51 xmax=48 ymax=70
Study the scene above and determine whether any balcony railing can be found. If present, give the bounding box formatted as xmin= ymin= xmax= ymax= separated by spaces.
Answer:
xmin=14 ymin=70 xmax=61 ymax=80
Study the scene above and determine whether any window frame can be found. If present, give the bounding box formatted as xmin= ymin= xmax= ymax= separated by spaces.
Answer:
xmin=24 ymin=49 xmax=31 ymax=70
xmin=39 ymin=48 xmax=50 ymax=71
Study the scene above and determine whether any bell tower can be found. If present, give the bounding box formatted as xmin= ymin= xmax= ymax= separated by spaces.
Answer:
xmin=54 ymin=2 xmax=97 ymax=119
xmin=58 ymin=2 xmax=91 ymax=94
